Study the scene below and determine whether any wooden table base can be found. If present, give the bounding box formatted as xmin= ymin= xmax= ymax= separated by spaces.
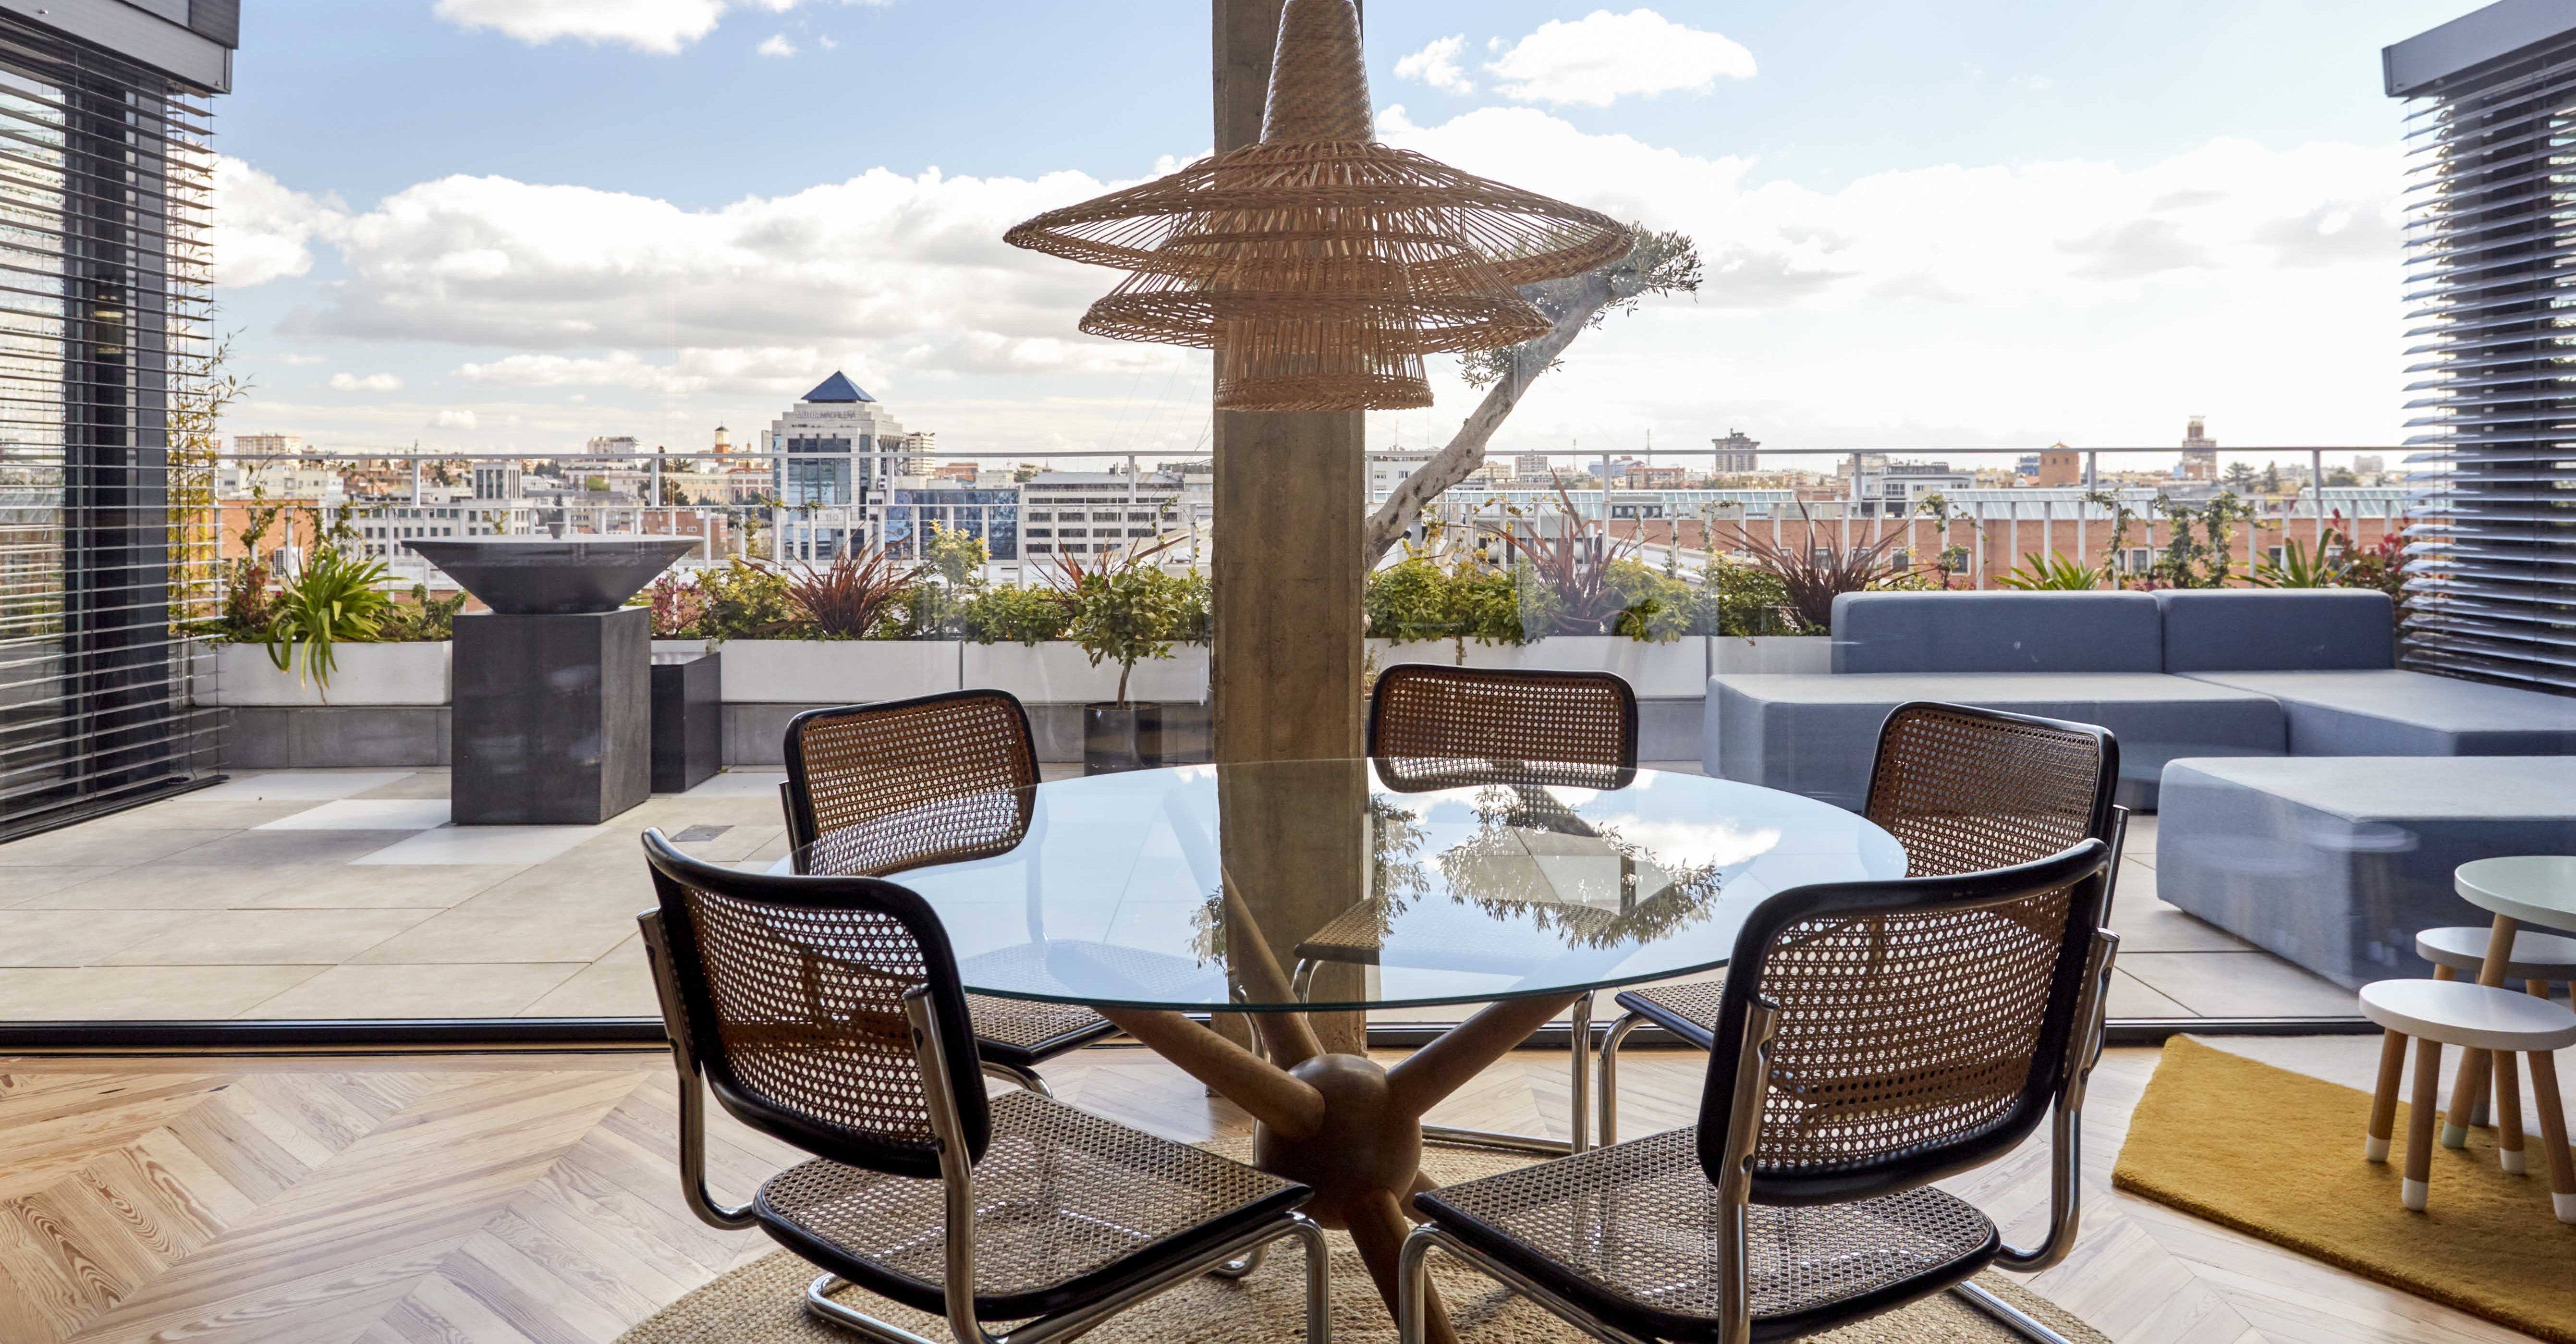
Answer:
xmin=1099 ymin=992 xmax=1578 ymax=1344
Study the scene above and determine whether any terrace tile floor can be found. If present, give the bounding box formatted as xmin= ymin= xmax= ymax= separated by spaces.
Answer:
xmin=0 ymin=763 xmax=2361 ymax=1023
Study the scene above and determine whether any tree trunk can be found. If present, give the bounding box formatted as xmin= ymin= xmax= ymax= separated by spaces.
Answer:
xmin=1359 ymin=274 xmax=1616 ymax=566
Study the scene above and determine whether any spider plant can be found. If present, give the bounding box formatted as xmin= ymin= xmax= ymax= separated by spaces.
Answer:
xmin=1730 ymin=503 xmax=1911 ymax=631
xmin=786 ymin=546 xmax=925 ymax=638
xmin=263 ymin=547 xmax=395 ymax=693
xmin=1995 ymin=552 xmax=2108 ymax=591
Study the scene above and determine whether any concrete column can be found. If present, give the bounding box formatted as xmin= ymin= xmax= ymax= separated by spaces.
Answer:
xmin=1210 ymin=0 xmax=1365 ymax=766
xmin=1212 ymin=0 xmax=1367 ymax=1054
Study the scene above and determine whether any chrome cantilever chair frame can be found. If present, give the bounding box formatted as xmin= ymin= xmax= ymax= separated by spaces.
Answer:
xmin=640 ymin=911 xmax=1331 ymax=1344
xmin=1361 ymin=662 xmax=1639 ymax=1159
xmin=1399 ymin=839 xmax=2122 ymax=1344
xmin=1596 ymin=703 xmax=2131 ymax=1149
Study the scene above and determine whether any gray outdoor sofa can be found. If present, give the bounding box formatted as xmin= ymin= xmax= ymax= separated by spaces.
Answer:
xmin=1704 ymin=586 xmax=2576 ymax=986
xmin=1705 ymin=590 xmax=2287 ymax=811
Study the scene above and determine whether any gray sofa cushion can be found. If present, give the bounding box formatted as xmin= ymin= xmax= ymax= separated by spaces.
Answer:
xmin=2154 ymin=589 xmax=2395 ymax=672
xmin=1831 ymin=592 xmax=2163 ymax=674
xmin=2180 ymin=669 xmax=2576 ymax=756
xmin=1705 ymin=672 xmax=2283 ymax=812
xmin=2157 ymin=757 xmax=2576 ymax=987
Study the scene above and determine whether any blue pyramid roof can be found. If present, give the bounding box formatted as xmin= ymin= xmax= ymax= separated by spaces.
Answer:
xmin=802 ymin=371 xmax=875 ymax=403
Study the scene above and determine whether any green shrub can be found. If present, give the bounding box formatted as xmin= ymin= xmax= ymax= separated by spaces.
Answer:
xmin=1600 ymin=559 xmax=1691 ymax=643
xmin=376 ymin=584 xmax=468 ymax=641
xmin=960 ymin=583 xmax=1075 ymax=645
xmin=1364 ymin=557 xmax=1536 ymax=646
xmin=1067 ymin=564 xmax=1202 ymax=705
xmin=1700 ymin=559 xmax=1800 ymax=636
xmin=695 ymin=558 xmax=797 ymax=639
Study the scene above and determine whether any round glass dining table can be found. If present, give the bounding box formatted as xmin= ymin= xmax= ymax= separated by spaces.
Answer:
xmin=789 ymin=757 xmax=1904 ymax=1332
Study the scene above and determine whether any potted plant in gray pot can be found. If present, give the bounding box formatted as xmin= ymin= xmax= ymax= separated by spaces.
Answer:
xmin=1065 ymin=547 xmax=1209 ymax=774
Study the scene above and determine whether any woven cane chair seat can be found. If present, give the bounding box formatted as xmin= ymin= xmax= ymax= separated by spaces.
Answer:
xmin=961 ymin=993 xmax=1120 ymax=1069
xmin=1612 ymin=977 xmax=1729 ymax=1051
xmin=1415 ymin=1125 xmax=2000 ymax=1342
xmin=756 ymin=1089 xmax=1309 ymax=1321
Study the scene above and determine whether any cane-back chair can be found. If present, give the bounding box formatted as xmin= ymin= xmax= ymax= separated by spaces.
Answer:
xmin=781 ymin=691 xmax=1117 ymax=1093
xmin=1598 ymin=702 xmax=2125 ymax=1144
xmin=1399 ymin=838 xmax=2120 ymax=1344
xmin=1368 ymin=662 xmax=1638 ymax=792
xmin=1355 ymin=664 xmax=1637 ymax=1155
xmin=638 ymin=831 xmax=1331 ymax=1344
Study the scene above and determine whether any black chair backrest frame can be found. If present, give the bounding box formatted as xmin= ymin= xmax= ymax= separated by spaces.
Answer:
xmin=1367 ymin=663 xmax=1638 ymax=792
xmin=1696 ymin=839 xmax=2113 ymax=1207
xmin=781 ymin=689 xmax=1040 ymax=876
xmin=641 ymin=830 xmax=991 ymax=1181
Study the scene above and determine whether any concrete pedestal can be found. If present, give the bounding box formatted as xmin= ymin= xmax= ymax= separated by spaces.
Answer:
xmin=452 ymin=608 xmax=650 ymax=824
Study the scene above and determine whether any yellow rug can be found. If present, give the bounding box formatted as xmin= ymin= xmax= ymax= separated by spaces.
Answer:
xmin=2114 ymin=1036 xmax=2576 ymax=1344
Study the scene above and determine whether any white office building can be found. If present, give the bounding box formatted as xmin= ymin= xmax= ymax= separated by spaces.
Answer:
xmin=764 ymin=371 xmax=909 ymax=559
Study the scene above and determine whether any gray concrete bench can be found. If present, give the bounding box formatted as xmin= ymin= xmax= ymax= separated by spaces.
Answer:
xmin=2157 ymin=757 xmax=2576 ymax=987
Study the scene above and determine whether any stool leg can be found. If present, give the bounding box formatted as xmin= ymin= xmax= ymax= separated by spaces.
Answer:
xmin=2447 ymin=1048 xmax=2492 ymax=1147
xmin=2431 ymin=965 xmax=2457 ymax=982
xmin=2448 ymin=917 xmax=2524 ymax=1146
xmin=2367 ymin=1029 xmax=2406 ymax=1162
xmin=2528 ymin=1049 xmax=2576 ymax=1225
xmin=2494 ymin=1048 xmax=2527 ymax=1175
xmin=2405 ymin=1036 xmax=2443 ymax=1211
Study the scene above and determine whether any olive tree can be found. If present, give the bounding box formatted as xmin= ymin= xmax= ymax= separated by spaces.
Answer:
xmin=1361 ymin=225 xmax=1703 ymax=565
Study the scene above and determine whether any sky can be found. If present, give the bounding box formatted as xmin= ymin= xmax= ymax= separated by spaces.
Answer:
xmin=209 ymin=0 xmax=2480 ymax=470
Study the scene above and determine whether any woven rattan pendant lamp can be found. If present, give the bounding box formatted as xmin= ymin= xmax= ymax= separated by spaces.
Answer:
xmin=1004 ymin=0 xmax=1634 ymax=412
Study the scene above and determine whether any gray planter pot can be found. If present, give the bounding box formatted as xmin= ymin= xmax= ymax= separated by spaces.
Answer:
xmin=1084 ymin=701 xmax=1214 ymax=774
xmin=1083 ymin=703 xmax=1146 ymax=775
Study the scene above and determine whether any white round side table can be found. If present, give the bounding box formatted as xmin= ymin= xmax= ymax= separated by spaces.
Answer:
xmin=2439 ymin=858 xmax=2576 ymax=1168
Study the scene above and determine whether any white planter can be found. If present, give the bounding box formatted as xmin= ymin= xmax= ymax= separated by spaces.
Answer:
xmin=964 ymin=642 xmax=1209 ymax=704
xmin=204 ymin=641 xmax=452 ymax=707
xmin=1711 ymin=635 xmax=1831 ymax=675
xmin=1368 ymin=635 xmax=1708 ymax=697
xmin=712 ymin=639 xmax=963 ymax=703
xmin=651 ymin=639 xmax=708 ymax=656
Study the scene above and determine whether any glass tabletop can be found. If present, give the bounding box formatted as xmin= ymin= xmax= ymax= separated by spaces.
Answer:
xmin=790 ymin=758 xmax=1906 ymax=1012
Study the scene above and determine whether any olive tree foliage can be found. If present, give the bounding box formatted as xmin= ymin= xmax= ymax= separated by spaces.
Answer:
xmin=1361 ymin=225 xmax=1704 ymax=565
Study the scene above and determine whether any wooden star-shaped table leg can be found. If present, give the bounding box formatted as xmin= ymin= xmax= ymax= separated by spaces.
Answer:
xmin=1095 ymin=883 xmax=1578 ymax=1344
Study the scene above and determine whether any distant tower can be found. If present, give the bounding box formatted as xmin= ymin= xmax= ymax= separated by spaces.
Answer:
xmin=712 ymin=424 xmax=731 ymax=456
xmin=1710 ymin=429 xmax=1760 ymax=474
xmin=2179 ymin=415 xmax=2218 ymax=481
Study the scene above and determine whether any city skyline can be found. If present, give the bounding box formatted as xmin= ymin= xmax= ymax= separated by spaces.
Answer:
xmin=213 ymin=2 xmax=2469 ymax=464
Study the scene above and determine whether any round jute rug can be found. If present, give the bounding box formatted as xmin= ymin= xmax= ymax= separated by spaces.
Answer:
xmin=619 ymin=1140 xmax=2104 ymax=1344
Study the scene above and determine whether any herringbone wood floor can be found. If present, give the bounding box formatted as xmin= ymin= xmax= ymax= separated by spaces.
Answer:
xmin=0 ymin=1043 xmax=2542 ymax=1344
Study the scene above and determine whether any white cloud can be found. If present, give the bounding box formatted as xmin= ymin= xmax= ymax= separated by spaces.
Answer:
xmin=458 ymin=347 xmax=833 ymax=398
xmin=210 ymin=156 xmax=343 ymax=288
xmin=1394 ymin=35 xmax=1474 ymax=96
xmin=757 ymin=34 xmax=796 ymax=57
xmin=1369 ymin=106 xmax=2405 ymax=445
xmin=232 ymin=100 xmax=2408 ymax=456
xmin=280 ymin=353 xmax=327 ymax=366
xmin=432 ymin=409 xmax=479 ymax=430
xmin=1486 ymin=10 xmax=1755 ymax=108
xmin=288 ymin=165 xmax=1167 ymax=390
xmin=329 ymin=372 xmax=405 ymax=392
xmin=432 ymin=0 xmax=867 ymax=55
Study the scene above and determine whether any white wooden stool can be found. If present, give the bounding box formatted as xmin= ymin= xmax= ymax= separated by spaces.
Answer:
xmin=2360 ymin=977 xmax=2576 ymax=1221
xmin=2414 ymin=926 xmax=2576 ymax=1133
